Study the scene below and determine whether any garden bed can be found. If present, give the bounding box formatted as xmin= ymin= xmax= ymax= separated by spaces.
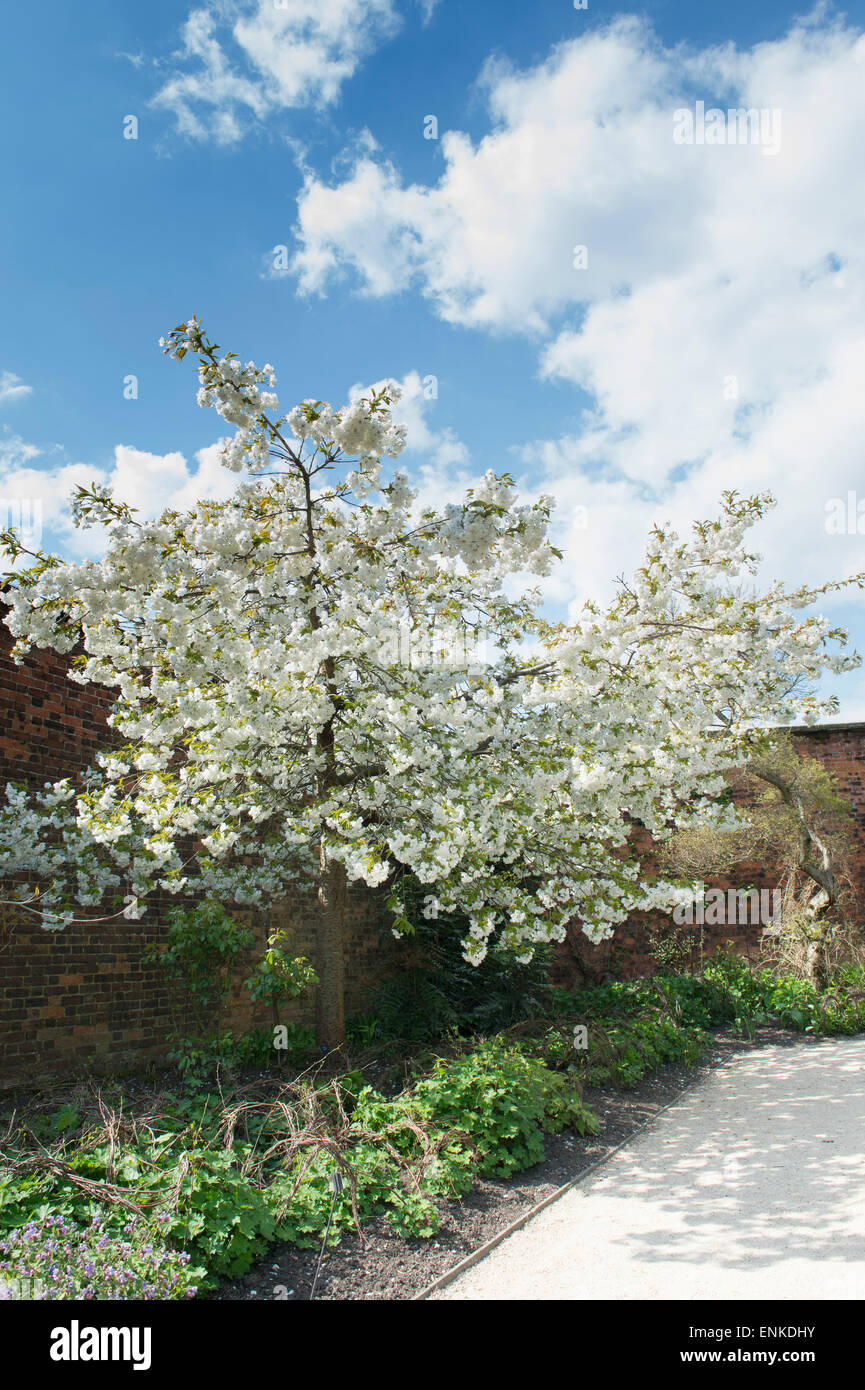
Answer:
xmin=214 ymin=1024 xmax=810 ymax=1301
xmin=4 ymin=954 xmax=860 ymax=1304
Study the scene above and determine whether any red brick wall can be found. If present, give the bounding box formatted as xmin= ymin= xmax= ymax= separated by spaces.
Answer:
xmin=0 ymin=610 xmax=396 ymax=1088
xmin=0 ymin=887 xmax=390 ymax=1085
xmin=0 ymin=618 xmax=117 ymax=784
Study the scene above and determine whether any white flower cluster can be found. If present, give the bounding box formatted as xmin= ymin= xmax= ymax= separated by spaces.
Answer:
xmin=3 ymin=331 xmax=862 ymax=961
xmin=287 ymin=390 xmax=406 ymax=459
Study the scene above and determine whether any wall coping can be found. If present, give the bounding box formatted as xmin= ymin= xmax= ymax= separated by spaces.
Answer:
xmin=785 ymin=722 xmax=865 ymax=734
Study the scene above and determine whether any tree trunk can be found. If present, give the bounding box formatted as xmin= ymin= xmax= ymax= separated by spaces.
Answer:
xmin=803 ymin=887 xmax=833 ymax=991
xmin=804 ymin=934 xmax=829 ymax=992
xmin=315 ymin=850 xmax=347 ymax=1048
xmin=750 ymin=759 xmax=842 ymax=991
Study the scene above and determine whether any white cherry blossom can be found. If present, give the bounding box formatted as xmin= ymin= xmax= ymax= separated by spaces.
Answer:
xmin=1 ymin=320 xmax=862 ymax=1042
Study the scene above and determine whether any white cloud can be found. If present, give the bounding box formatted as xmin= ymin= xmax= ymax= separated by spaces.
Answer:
xmin=0 ymin=441 xmax=240 ymax=562
xmin=290 ymin=11 xmax=865 ymax=698
xmin=116 ymin=50 xmax=147 ymax=70
xmin=152 ymin=0 xmax=400 ymax=143
xmin=292 ymin=12 xmax=865 ymax=337
xmin=292 ymin=15 xmax=689 ymax=322
xmin=0 ymin=432 xmax=40 ymax=469
xmin=101 ymin=442 xmax=239 ymax=521
xmin=0 ymin=372 xmax=34 ymax=408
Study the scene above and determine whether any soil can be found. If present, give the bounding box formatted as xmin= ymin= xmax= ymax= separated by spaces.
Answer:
xmin=213 ymin=1024 xmax=813 ymax=1302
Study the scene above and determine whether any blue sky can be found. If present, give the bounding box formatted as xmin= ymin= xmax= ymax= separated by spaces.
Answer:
xmin=2 ymin=0 xmax=864 ymax=714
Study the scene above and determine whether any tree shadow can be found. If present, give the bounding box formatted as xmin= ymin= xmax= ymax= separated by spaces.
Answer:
xmin=593 ymin=1039 xmax=865 ymax=1272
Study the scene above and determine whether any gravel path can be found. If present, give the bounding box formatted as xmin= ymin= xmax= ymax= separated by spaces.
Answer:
xmin=432 ymin=1035 xmax=865 ymax=1300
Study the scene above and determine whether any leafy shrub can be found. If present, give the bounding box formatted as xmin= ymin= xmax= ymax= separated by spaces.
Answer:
xmin=150 ymin=900 xmax=254 ymax=1034
xmin=556 ymin=954 xmax=865 ymax=1043
xmin=762 ymin=972 xmax=865 ymax=1035
xmin=574 ymin=1016 xmax=703 ymax=1088
xmin=244 ymin=930 xmax=317 ymax=1020
xmin=698 ymin=954 xmax=770 ymax=1036
xmin=373 ymin=969 xmax=458 ymax=1045
xmin=1 ymin=1039 xmax=599 ymax=1286
xmin=153 ymin=908 xmax=316 ymax=1076
xmin=412 ymin=1040 xmax=598 ymax=1177
xmin=168 ymin=1025 xmax=313 ymax=1077
xmin=9 ymin=951 xmax=859 ymax=1297
xmin=269 ymin=1135 xmax=452 ymax=1246
xmin=0 ymin=1213 xmax=197 ymax=1300
xmin=0 ymin=1124 xmax=281 ymax=1289
xmin=647 ymin=922 xmax=695 ymax=975
xmin=168 ymin=1034 xmax=242 ymax=1077
xmin=268 ymin=1042 xmax=599 ymax=1248
xmin=551 ymin=978 xmax=666 ymax=1021
xmin=345 ymin=1013 xmax=384 ymax=1049
xmin=816 ymin=992 xmax=865 ymax=1034
xmin=376 ymin=876 xmax=555 ymax=1040
xmin=24 ymin=1103 xmax=83 ymax=1143
xmin=695 ymin=954 xmax=865 ymax=1036
xmin=157 ymin=1148 xmax=277 ymax=1281
xmin=650 ymin=973 xmax=730 ymax=1030
xmin=540 ymin=983 xmax=707 ymax=1088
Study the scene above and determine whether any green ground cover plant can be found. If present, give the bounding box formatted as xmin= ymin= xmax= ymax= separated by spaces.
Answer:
xmin=0 ymin=1038 xmax=598 ymax=1293
xmin=2 ymin=953 xmax=863 ymax=1297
